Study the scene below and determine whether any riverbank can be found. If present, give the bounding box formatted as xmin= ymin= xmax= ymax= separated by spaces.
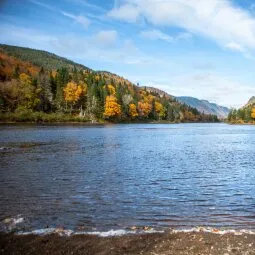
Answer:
xmin=227 ymin=121 xmax=255 ymax=125
xmin=0 ymin=112 xmax=221 ymax=124
xmin=1 ymin=231 xmax=255 ymax=255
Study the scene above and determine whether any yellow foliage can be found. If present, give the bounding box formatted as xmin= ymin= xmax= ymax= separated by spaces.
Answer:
xmin=251 ymin=108 xmax=255 ymax=119
xmin=138 ymin=101 xmax=152 ymax=117
xmin=64 ymin=82 xmax=86 ymax=104
xmin=129 ymin=103 xmax=138 ymax=118
xmin=18 ymin=73 xmax=39 ymax=109
xmin=155 ymin=102 xmax=165 ymax=118
xmin=104 ymin=95 xmax=121 ymax=118
xmin=184 ymin=110 xmax=196 ymax=121
xmin=19 ymin=73 xmax=32 ymax=86
xmin=144 ymin=94 xmax=155 ymax=103
xmin=95 ymin=75 xmax=100 ymax=81
xmin=107 ymin=84 xmax=116 ymax=95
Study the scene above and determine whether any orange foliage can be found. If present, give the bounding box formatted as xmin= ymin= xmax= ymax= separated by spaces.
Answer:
xmin=138 ymin=101 xmax=152 ymax=117
xmin=129 ymin=103 xmax=138 ymax=118
xmin=0 ymin=52 xmax=40 ymax=80
xmin=104 ymin=95 xmax=121 ymax=118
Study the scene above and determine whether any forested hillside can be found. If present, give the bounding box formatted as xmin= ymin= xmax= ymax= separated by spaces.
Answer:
xmin=0 ymin=44 xmax=219 ymax=123
xmin=0 ymin=44 xmax=89 ymax=71
xmin=228 ymin=98 xmax=255 ymax=124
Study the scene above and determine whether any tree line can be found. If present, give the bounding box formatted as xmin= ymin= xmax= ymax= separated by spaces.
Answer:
xmin=228 ymin=106 xmax=255 ymax=124
xmin=0 ymin=64 xmax=221 ymax=123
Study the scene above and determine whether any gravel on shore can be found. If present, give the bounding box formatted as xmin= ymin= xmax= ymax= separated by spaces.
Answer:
xmin=0 ymin=231 xmax=255 ymax=255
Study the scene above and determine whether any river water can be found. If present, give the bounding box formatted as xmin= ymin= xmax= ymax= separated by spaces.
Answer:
xmin=0 ymin=123 xmax=254 ymax=232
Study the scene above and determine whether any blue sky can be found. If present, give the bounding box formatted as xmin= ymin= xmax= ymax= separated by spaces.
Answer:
xmin=1 ymin=0 xmax=255 ymax=108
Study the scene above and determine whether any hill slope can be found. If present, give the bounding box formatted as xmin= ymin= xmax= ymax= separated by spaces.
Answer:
xmin=0 ymin=44 xmax=90 ymax=71
xmin=177 ymin=96 xmax=230 ymax=119
xmin=245 ymin=96 xmax=255 ymax=107
xmin=0 ymin=44 xmax=219 ymax=123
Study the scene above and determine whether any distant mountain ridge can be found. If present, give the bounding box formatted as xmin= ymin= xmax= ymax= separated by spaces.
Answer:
xmin=177 ymin=96 xmax=230 ymax=119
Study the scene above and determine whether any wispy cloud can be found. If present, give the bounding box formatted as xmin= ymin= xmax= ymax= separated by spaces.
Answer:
xmin=28 ymin=0 xmax=90 ymax=29
xmin=66 ymin=0 xmax=107 ymax=13
xmin=27 ymin=0 xmax=56 ymax=11
xmin=140 ymin=29 xmax=192 ymax=43
xmin=108 ymin=0 xmax=255 ymax=56
xmin=0 ymin=23 xmax=154 ymax=68
xmin=61 ymin=11 xmax=90 ymax=29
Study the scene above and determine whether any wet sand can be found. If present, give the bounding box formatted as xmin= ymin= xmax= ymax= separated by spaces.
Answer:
xmin=1 ymin=231 xmax=255 ymax=255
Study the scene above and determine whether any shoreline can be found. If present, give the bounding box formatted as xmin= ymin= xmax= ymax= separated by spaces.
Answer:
xmin=1 ymin=230 xmax=254 ymax=255
xmin=0 ymin=121 xmax=222 ymax=125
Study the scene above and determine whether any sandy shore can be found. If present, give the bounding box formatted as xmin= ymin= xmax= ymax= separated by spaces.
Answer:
xmin=0 ymin=231 xmax=255 ymax=255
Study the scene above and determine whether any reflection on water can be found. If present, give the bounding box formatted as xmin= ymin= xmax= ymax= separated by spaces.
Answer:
xmin=0 ymin=123 xmax=254 ymax=231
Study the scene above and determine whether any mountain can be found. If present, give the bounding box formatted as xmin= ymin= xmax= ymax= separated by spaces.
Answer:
xmin=244 ymin=96 xmax=255 ymax=107
xmin=0 ymin=44 xmax=219 ymax=123
xmin=177 ymin=96 xmax=230 ymax=119
xmin=141 ymin=86 xmax=175 ymax=100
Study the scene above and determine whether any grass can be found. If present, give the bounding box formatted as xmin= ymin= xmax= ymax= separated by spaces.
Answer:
xmin=0 ymin=110 xmax=91 ymax=123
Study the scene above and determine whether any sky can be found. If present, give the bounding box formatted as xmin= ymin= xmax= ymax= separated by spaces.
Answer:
xmin=1 ymin=0 xmax=255 ymax=108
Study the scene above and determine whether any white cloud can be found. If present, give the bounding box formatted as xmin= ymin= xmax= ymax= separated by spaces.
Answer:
xmin=93 ymin=30 xmax=118 ymax=47
xmin=0 ymin=23 xmax=153 ymax=67
xmin=225 ymin=42 xmax=246 ymax=53
xmin=140 ymin=29 xmax=174 ymax=43
xmin=108 ymin=3 xmax=141 ymax=23
xmin=108 ymin=0 xmax=255 ymax=54
xmin=140 ymin=29 xmax=192 ymax=43
xmin=61 ymin=11 xmax=90 ymax=29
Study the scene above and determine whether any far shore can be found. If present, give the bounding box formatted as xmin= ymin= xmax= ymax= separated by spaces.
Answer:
xmin=1 ymin=231 xmax=255 ymax=255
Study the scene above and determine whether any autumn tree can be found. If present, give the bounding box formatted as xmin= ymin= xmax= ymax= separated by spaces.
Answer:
xmin=251 ymin=108 xmax=255 ymax=119
xmin=64 ymin=81 xmax=87 ymax=112
xmin=155 ymin=101 xmax=166 ymax=119
xmin=104 ymin=95 xmax=121 ymax=118
xmin=138 ymin=101 xmax=152 ymax=118
xmin=18 ymin=73 xmax=40 ymax=110
xmin=129 ymin=103 xmax=138 ymax=118
xmin=107 ymin=84 xmax=116 ymax=95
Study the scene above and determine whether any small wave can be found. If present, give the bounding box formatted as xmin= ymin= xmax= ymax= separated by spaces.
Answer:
xmin=0 ymin=147 xmax=14 ymax=152
xmin=16 ymin=228 xmax=163 ymax=237
xmin=171 ymin=227 xmax=255 ymax=235
xmin=9 ymin=227 xmax=255 ymax=237
xmin=0 ymin=215 xmax=24 ymax=232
